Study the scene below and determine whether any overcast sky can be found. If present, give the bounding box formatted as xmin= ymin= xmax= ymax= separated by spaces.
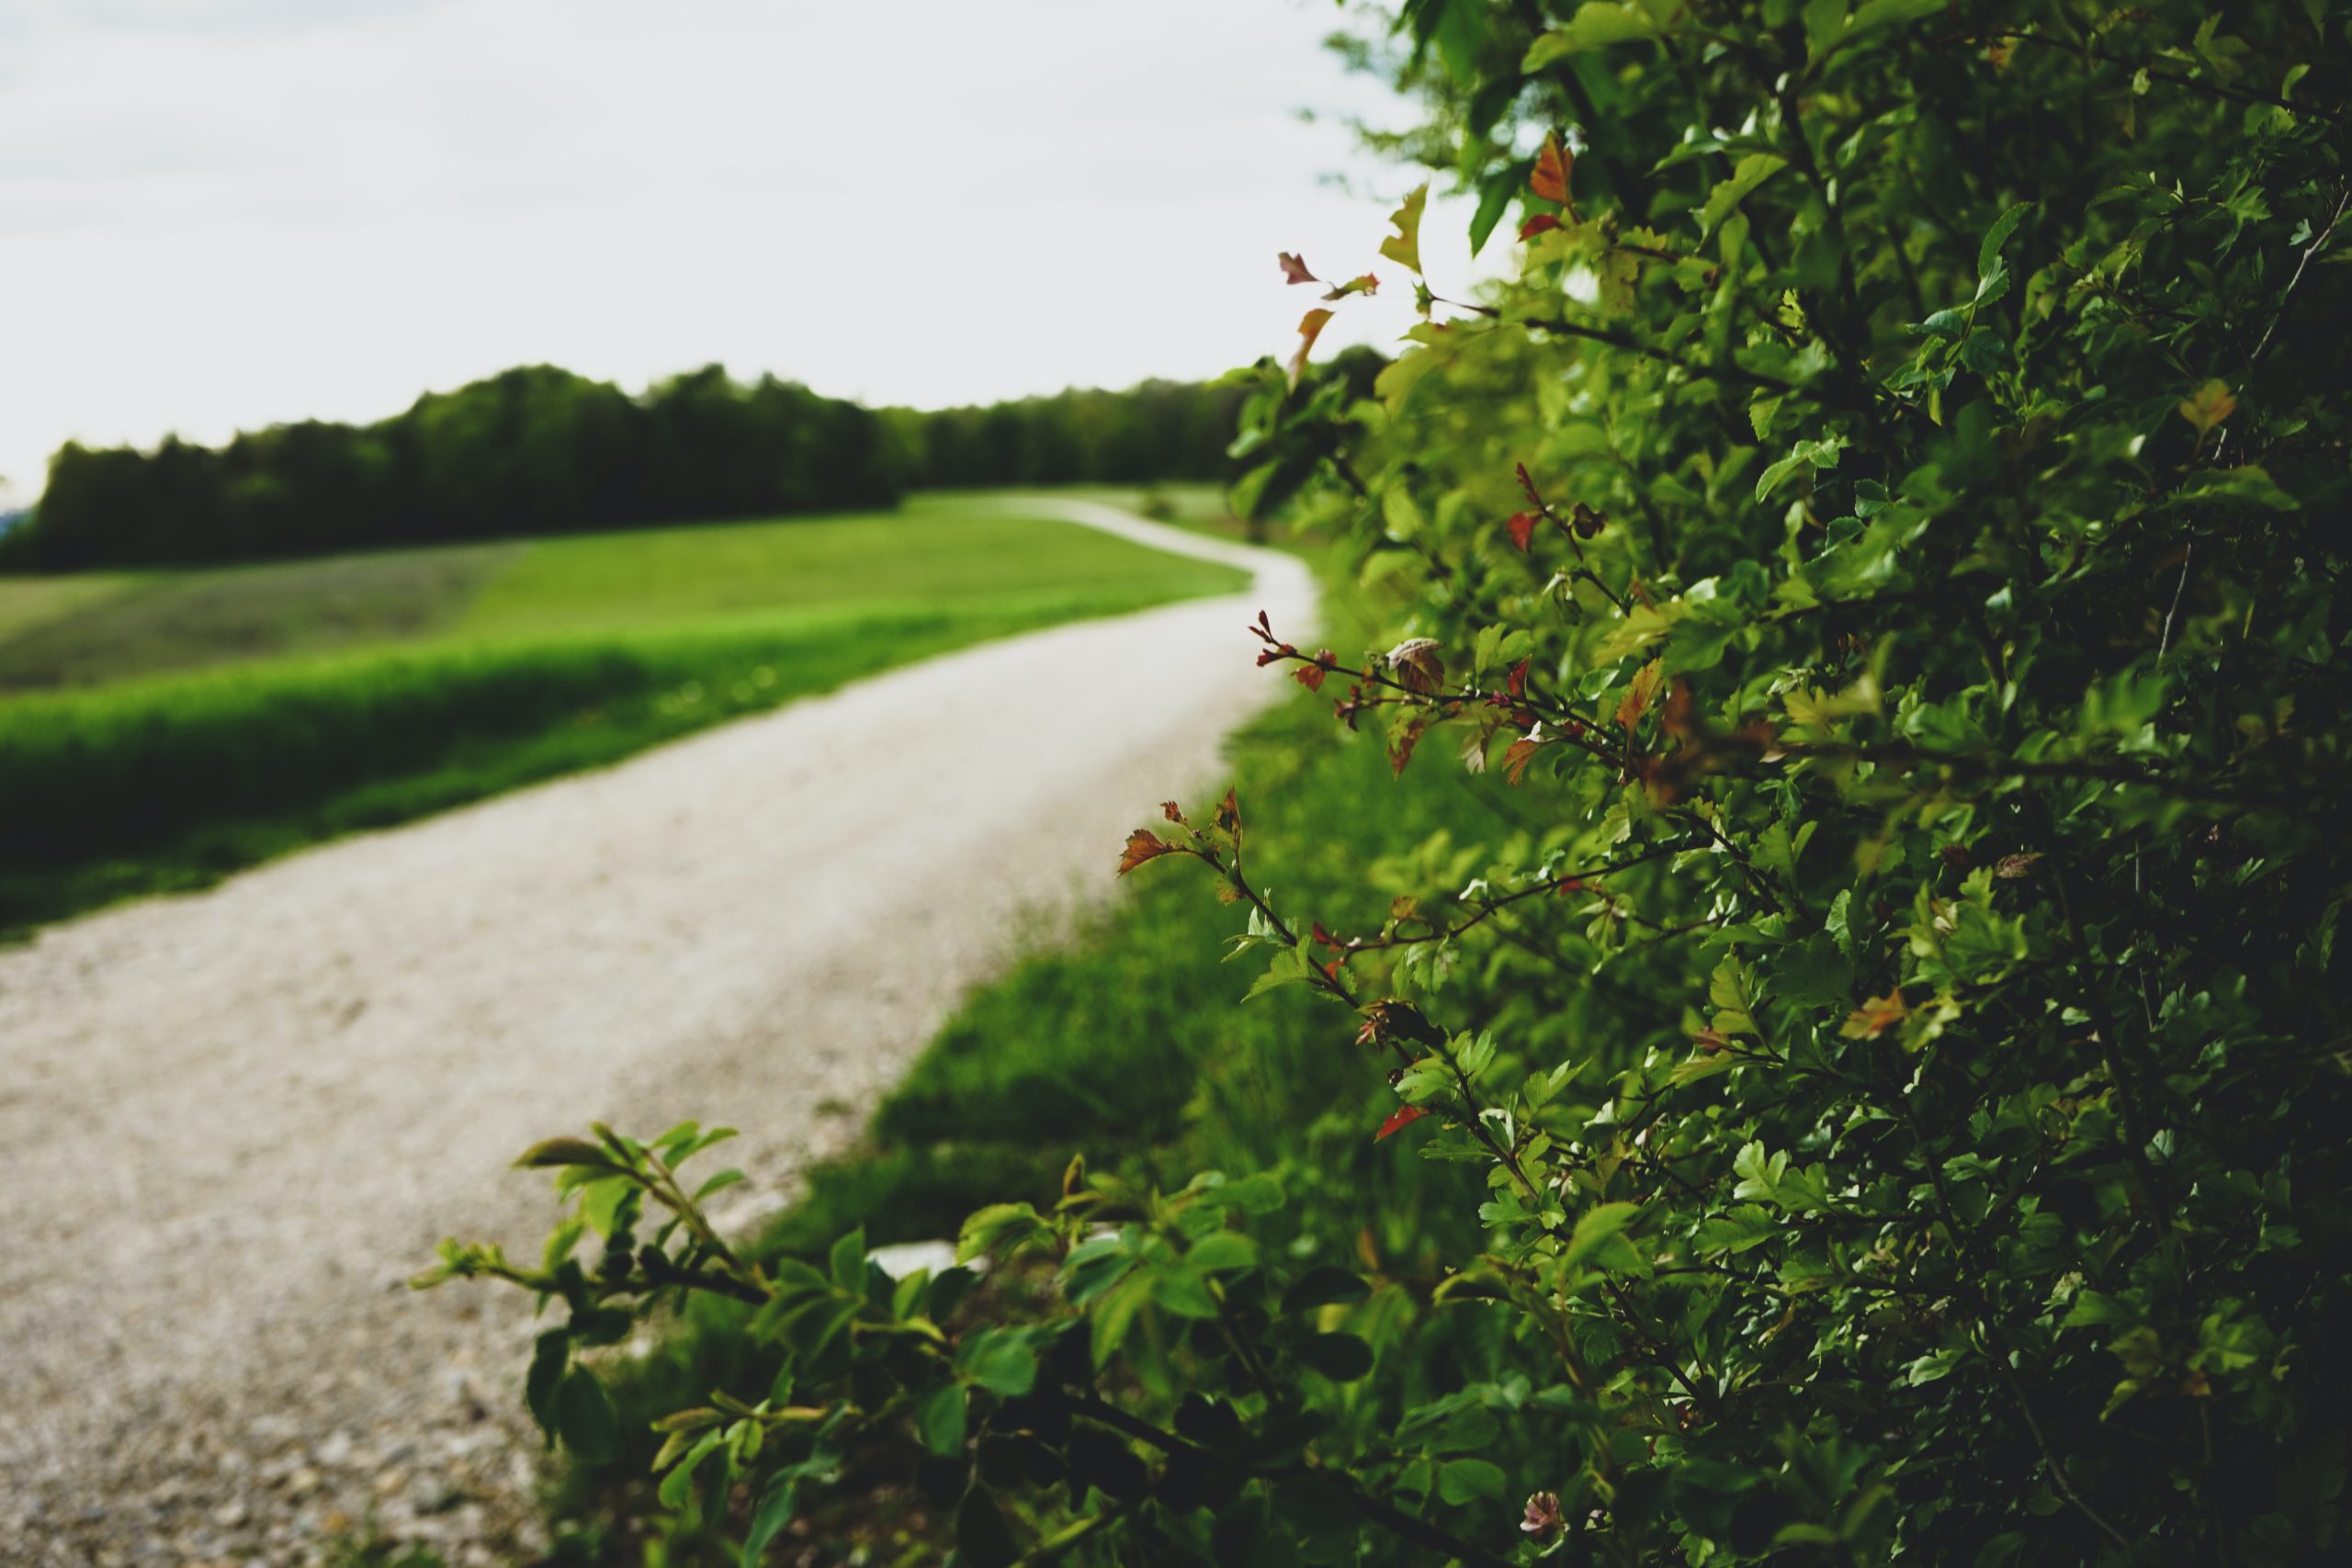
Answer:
xmin=0 ymin=0 xmax=1480 ymax=504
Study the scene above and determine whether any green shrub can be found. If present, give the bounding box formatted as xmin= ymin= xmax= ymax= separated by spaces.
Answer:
xmin=428 ymin=5 xmax=2352 ymax=1563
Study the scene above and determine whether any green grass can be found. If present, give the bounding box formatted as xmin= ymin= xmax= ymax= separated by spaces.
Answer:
xmin=552 ymin=562 xmax=1507 ymax=1549
xmin=0 ymin=496 xmax=1247 ymax=933
xmin=0 ymin=497 xmax=1245 ymax=692
xmin=0 ymin=570 xmax=141 ymax=648
xmin=0 ymin=547 xmax=519 ymax=691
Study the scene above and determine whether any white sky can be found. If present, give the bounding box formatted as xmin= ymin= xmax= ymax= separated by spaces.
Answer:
xmin=0 ymin=0 xmax=1480 ymax=505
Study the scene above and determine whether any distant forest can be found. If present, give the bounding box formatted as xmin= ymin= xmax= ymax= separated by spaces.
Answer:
xmin=0 ymin=362 xmax=1299 ymax=571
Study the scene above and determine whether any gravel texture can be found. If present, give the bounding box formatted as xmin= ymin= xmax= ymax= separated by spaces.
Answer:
xmin=0 ymin=503 xmax=1313 ymax=1566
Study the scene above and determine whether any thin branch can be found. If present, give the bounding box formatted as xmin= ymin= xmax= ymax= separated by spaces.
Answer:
xmin=1994 ymin=1359 xmax=2134 ymax=1551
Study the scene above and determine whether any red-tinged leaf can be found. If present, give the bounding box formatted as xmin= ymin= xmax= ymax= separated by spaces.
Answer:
xmin=1161 ymin=800 xmax=1184 ymax=823
xmin=1287 ymin=307 xmax=1336 ymax=389
xmin=1321 ymin=273 xmax=1379 ymax=301
xmin=1117 ymin=829 xmax=1178 ymax=876
xmin=1506 ymin=512 xmax=1536 ymax=551
xmin=1389 ymin=715 xmax=1431 ymax=777
xmin=1506 ymin=659 xmax=1530 ymax=699
xmin=1841 ymin=987 xmax=1910 ymax=1039
xmin=1278 ymin=252 xmax=1318 ymax=286
xmin=1375 ymin=1104 xmax=1430 ymax=1142
xmin=1215 ymin=788 xmax=1241 ymax=837
xmin=1661 ymin=681 xmax=1701 ymax=739
xmin=1995 ymin=852 xmax=2044 ymax=879
xmin=1530 ymin=133 xmax=1573 ymax=205
xmin=1386 ymin=637 xmax=1446 ymax=694
xmin=1518 ymin=213 xmax=1562 ymax=240
xmin=1615 ymin=658 xmax=1666 ymax=733
xmin=1294 ymin=662 xmax=1327 ymax=692
xmin=1502 ymin=736 xmax=1546 ymax=785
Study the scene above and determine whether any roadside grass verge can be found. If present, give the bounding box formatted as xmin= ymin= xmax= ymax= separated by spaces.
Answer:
xmin=551 ymin=616 xmax=1515 ymax=1550
xmin=0 ymin=502 xmax=1247 ymax=933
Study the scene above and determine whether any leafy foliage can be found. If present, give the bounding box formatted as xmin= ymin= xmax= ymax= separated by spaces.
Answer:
xmin=433 ymin=2 xmax=2352 ymax=1562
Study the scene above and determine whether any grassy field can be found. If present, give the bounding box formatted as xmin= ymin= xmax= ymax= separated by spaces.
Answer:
xmin=0 ymin=496 xmax=1248 ymax=933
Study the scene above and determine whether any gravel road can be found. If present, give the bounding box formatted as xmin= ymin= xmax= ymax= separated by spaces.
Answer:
xmin=0 ymin=502 xmax=1315 ymax=1566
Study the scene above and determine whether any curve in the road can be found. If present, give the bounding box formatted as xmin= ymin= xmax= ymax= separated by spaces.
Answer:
xmin=0 ymin=501 xmax=1316 ymax=1566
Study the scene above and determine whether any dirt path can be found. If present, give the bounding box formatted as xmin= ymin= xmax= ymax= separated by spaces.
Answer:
xmin=0 ymin=502 xmax=1315 ymax=1566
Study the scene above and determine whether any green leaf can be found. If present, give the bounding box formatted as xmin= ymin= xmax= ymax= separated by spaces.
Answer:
xmin=1564 ymin=1201 xmax=1644 ymax=1267
xmin=1091 ymin=1272 xmax=1155 ymax=1369
xmin=551 ymin=1367 xmax=618 ymax=1463
xmin=2165 ymin=467 xmax=2297 ymax=513
xmin=741 ymin=1476 xmax=797 ymax=1563
xmin=1467 ymin=166 xmax=1519 ymax=257
xmin=1773 ymin=933 xmax=1854 ymax=1009
xmin=1379 ymin=184 xmax=1430 ymax=276
xmin=956 ymin=1202 xmax=1043 ymax=1264
xmin=658 ymin=1430 xmax=722 ymax=1508
xmin=578 ymin=1174 xmax=635 ymax=1239
xmin=1199 ymin=1172 xmax=1287 ymax=1214
xmin=829 ymin=1226 xmax=867 ymax=1293
xmin=515 ymin=1136 xmax=619 ymax=1171
xmin=1844 ymin=0 xmax=1943 ymax=40
xmin=1701 ymin=152 xmax=1786 ymax=240
xmin=1523 ymin=3 xmax=1676 ymax=68
xmin=1755 ymin=438 xmax=1843 ymax=502
xmin=1733 ymin=1142 xmax=1790 ymax=1204
xmin=1977 ymin=201 xmax=2034 ymax=280
xmin=1439 ymin=1457 xmax=1509 ymax=1504
xmin=1152 ymin=1266 xmax=1224 ymax=1319
xmin=1243 ymin=942 xmax=1314 ymax=1001
xmin=1709 ymin=954 xmax=1760 ymax=1036
xmin=524 ymin=1328 xmax=568 ymax=1440
xmin=1693 ymin=1204 xmax=1779 ymax=1256
xmin=2064 ymin=1290 xmax=2136 ymax=1329
xmin=917 ymin=1381 xmax=967 ymax=1457
xmin=692 ymin=1168 xmax=747 ymax=1201
xmin=569 ymin=1304 xmax=634 ymax=1348
xmin=956 ymin=1327 xmax=1039 ymax=1397
xmin=1185 ymin=1231 xmax=1260 ymax=1273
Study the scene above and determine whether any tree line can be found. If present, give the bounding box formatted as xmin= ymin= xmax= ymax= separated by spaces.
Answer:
xmin=0 ymin=364 xmax=1276 ymax=571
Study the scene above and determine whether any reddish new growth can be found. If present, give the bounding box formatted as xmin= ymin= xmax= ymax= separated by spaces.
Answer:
xmin=1248 ymin=608 xmax=1298 ymax=668
xmin=1117 ymin=829 xmax=1178 ymax=876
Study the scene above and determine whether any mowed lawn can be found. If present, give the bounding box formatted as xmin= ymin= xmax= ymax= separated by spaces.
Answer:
xmin=0 ymin=496 xmax=1248 ymax=932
